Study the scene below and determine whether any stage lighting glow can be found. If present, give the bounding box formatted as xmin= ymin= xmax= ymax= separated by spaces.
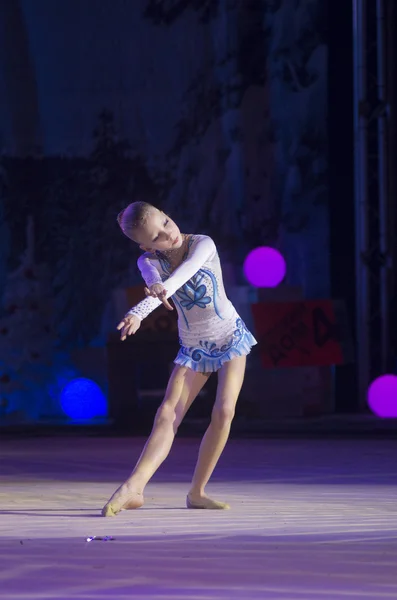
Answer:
xmin=60 ymin=378 xmax=107 ymax=420
xmin=243 ymin=247 xmax=286 ymax=288
xmin=368 ymin=374 xmax=397 ymax=418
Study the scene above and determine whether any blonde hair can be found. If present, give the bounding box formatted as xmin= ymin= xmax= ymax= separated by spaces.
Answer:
xmin=117 ymin=201 xmax=155 ymax=240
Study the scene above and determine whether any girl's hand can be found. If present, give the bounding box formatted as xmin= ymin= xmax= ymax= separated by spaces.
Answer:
xmin=144 ymin=283 xmax=173 ymax=311
xmin=117 ymin=314 xmax=141 ymax=341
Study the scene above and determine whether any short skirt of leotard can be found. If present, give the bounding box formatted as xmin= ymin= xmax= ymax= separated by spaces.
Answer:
xmin=173 ymin=312 xmax=257 ymax=373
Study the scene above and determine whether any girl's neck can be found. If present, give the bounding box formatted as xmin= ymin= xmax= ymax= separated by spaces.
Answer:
xmin=160 ymin=233 xmax=189 ymax=269
xmin=162 ymin=233 xmax=187 ymax=256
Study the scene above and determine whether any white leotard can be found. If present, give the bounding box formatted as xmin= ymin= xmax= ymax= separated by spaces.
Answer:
xmin=128 ymin=235 xmax=257 ymax=372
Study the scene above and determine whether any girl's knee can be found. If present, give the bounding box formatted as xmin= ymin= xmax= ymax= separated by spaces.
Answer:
xmin=211 ymin=404 xmax=235 ymax=429
xmin=155 ymin=402 xmax=181 ymax=432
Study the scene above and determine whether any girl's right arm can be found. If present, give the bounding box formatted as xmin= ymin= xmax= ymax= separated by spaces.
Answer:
xmin=137 ymin=254 xmax=163 ymax=287
xmin=117 ymin=254 xmax=168 ymax=340
xmin=137 ymin=254 xmax=173 ymax=310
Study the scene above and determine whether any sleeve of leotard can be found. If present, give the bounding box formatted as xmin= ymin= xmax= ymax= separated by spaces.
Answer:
xmin=137 ymin=253 xmax=163 ymax=287
xmin=127 ymin=236 xmax=216 ymax=321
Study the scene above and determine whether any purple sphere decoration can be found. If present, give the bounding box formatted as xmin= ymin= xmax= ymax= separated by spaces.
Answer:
xmin=368 ymin=374 xmax=397 ymax=418
xmin=243 ymin=247 xmax=286 ymax=288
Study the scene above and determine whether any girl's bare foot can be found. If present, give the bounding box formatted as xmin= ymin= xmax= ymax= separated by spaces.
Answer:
xmin=101 ymin=483 xmax=144 ymax=517
xmin=186 ymin=492 xmax=230 ymax=510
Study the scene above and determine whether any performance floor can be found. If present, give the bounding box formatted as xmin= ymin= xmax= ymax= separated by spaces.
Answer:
xmin=1 ymin=435 xmax=397 ymax=599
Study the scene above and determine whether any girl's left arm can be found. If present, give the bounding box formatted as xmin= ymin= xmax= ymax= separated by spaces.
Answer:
xmin=137 ymin=254 xmax=163 ymax=287
xmin=127 ymin=236 xmax=216 ymax=321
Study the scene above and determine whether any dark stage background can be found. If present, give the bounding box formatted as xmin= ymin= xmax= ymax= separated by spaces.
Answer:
xmin=0 ymin=0 xmax=365 ymax=430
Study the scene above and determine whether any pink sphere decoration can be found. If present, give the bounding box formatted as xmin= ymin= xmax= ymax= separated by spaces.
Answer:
xmin=243 ymin=247 xmax=286 ymax=288
xmin=368 ymin=374 xmax=397 ymax=418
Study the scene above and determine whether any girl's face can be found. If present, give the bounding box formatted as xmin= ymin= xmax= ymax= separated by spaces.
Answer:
xmin=135 ymin=208 xmax=183 ymax=252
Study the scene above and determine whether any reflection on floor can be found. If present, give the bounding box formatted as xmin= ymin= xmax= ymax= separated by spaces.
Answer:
xmin=1 ymin=436 xmax=397 ymax=599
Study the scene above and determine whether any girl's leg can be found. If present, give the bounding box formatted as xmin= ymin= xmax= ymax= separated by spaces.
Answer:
xmin=187 ymin=355 xmax=246 ymax=510
xmin=102 ymin=365 xmax=210 ymax=516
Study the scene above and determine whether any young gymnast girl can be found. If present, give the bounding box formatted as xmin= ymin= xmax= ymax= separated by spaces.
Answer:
xmin=102 ymin=201 xmax=257 ymax=516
